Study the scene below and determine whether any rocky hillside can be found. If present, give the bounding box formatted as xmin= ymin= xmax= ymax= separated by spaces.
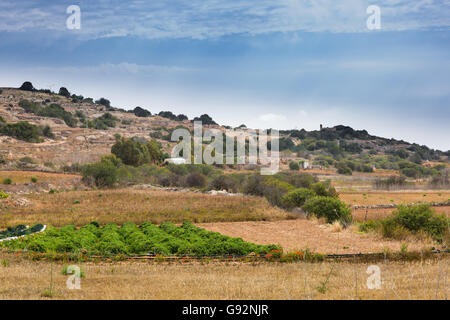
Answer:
xmin=0 ymin=83 xmax=448 ymax=172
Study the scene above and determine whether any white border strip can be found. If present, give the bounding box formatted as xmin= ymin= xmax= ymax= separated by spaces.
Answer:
xmin=0 ymin=225 xmax=46 ymax=242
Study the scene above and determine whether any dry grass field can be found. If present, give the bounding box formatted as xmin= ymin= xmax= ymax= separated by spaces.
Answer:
xmin=340 ymin=191 xmax=450 ymax=206
xmin=0 ymin=171 xmax=80 ymax=184
xmin=198 ymin=219 xmax=435 ymax=254
xmin=0 ymin=189 xmax=293 ymax=227
xmin=352 ymin=206 xmax=450 ymax=222
xmin=0 ymin=253 xmax=448 ymax=300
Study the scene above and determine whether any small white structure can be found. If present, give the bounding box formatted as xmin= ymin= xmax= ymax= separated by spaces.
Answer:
xmin=300 ymin=160 xmax=311 ymax=169
xmin=164 ymin=157 xmax=187 ymax=165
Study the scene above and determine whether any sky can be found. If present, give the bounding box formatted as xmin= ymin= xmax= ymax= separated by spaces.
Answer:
xmin=0 ymin=0 xmax=449 ymax=150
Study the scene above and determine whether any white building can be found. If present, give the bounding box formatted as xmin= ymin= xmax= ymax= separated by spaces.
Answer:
xmin=164 ymin=157 xmax=187 ymax=165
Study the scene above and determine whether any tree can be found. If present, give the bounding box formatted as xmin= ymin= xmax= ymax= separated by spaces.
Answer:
xmin=289 ymin=161 xmax=299 ymax=171
xmin=19 ymin=82 xmax=34 ymax=91
xmin=281 ymin=188 xmax=316 ymax=209
xmin=58 ymin=87 xmax=71 ymax=98
xmin=133 ymin=107 xmax=151 ymax=117
xmin=302 ymin=196 xmax=352 ymax=225
xmin=111 ymin=137 xmax=164 ymax=167
xmin=176 ymin=114 xmax=188 ymax=121
xmin=192 ymin=114 xmax=217 ymax=125
xmin=95 ymin=98 xmax=111 ymax=108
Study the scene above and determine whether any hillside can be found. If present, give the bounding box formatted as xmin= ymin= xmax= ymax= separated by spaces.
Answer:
xmin=0 ymin=83 xmax=448 ymax=174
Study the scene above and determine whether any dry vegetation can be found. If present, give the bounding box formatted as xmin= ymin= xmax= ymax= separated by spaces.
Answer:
xmin=0 ymin=189 xmax=293 ymax=227
xmin=0 ymin=171 xmax=79 ymax=184
xmin=198 ymin=219 xmax=435 ymax=254
xmin=353 ymin=206 xmax=450 ymax=222
xmin=0 ymin=253 xmax=448 ymax=300
xmin=340 ymin=191 xmax=450 ymax=206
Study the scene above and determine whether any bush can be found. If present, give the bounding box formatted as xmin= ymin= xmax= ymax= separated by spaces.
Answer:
xmin=0 ymin=121 xmax=44 ymax=142
xmin=2 ymin=178 xmax=12 ymax=185
xmin=31 ymin=177 xmax=38 ymax=183
xmin=388 ymin=204 xmax=449 ymax=242
xmin=209 ymin=174 xmax=236 ymax=191
xmin=37 ymin=103 xmax=77 ymax=127
xmin=311 ymin=182 xmax=338 ymax=198
xmin=260 ymin=177 xmax=294 ymax=207
xmin=0 ymin=190 xmax=9 ymax=199
xmin=82 ymin=157 xmax=119 ymax=188
xmin=289 ymin=161 xmax=299 ymax=171
xmin=281 ymin=188 xmax=316 ymax=209
xmin=186 ymin=171 xmax=206 ymax=188
xmin=336 ymin=161 xmax=352 ymax=175
xmin=302 ymin=196 xmax=352 ymax=225
xmin=88 ymin=113 xmax=118 ymax=130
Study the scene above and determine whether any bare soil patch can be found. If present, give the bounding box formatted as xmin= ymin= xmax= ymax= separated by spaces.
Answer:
xmin=197 ymin=219 xmax=434 ymax=254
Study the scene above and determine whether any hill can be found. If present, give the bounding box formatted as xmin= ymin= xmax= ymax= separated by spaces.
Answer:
xmin=0 ymin=83 xmax=448 ymax=175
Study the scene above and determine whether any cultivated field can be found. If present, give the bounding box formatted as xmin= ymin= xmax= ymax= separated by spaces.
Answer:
xmin=0 ymin=253 xmax=448 ymax=300
xmin=198 ymin=219 xmax=434 ymax=253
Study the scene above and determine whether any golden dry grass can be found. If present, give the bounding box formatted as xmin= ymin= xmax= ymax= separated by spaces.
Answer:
xmin=0 ymin=171 xmax=80 ymax=184
xmin=0 ymin=253 xmax=448 ymax=300
xmin=197 ymin=220 xmax=435 ymax=254
xmin=0 ymin=189 xmax=292 ymax=227
xmin=340 ymin=190 xmax=450 ymax=206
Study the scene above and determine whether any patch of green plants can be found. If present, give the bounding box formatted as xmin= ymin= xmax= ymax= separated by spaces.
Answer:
xmin=1 ymin=221 xmax=280 ymax=257
xmin=0 ymin=121 xmax=54 ymax=142
xmin=0 ymin=190 xmax=9 ymax=199
xmin=2 ymin=178 xmax=12 ymax=185
xmin=359 ymin=204 xmax=449 ymax=243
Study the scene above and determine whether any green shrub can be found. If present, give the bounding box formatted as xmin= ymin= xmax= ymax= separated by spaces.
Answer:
xmin=31 ymin=177 xmax=38 ymax=183
xmin=37 ymin=103 xmax=77 ymax=127
xmin=0 ymin=121 xmax=44 ymax=142
xmin=388 ymin=204 xmax=449 ymax=242
xmin=289 ymin=161 xmax=299 ymax=171
xmin=281 ymin=188 xmax=316 ymax=209
xmin=82 ymin=157 xmax=119 ymax=188
xmin=302 ymin=196 xmax=352 ymax=225
xmin=336 ymin=161 xmax=352 ymax=175
xmin=2 ymin=178 xmax=12 ymax=185
xmin=0 ymin=190 xmax=9 ymax=199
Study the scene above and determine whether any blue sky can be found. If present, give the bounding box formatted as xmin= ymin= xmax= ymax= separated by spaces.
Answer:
xmin=0 ymin=0 xmax=449 ymax=150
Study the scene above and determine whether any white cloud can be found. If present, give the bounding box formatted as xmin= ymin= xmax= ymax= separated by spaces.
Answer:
xmin=0 ymin=0 xmax=448 ymax=39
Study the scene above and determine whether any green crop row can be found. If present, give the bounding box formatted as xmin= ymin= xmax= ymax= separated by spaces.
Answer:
xmin=1 ymin=221 xmax=280 ymax=256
